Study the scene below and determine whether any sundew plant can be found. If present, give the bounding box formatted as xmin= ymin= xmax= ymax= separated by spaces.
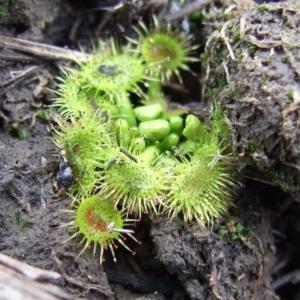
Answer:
xmin=51 ymin=18 xmax=237 ymax=265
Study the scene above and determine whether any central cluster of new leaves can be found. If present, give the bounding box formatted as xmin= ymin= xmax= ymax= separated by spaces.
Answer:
xmin=52 ymin=20 xmax=236 ymax=264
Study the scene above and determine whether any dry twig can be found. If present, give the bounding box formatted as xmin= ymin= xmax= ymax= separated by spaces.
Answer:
xmin=0 ymin=35 xmax=90 ymax=63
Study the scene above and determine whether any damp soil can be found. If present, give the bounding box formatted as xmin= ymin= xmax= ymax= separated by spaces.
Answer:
xmin=1 ymin=1 xmax=300 ymax=300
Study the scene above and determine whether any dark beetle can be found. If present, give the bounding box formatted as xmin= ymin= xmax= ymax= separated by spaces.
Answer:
xmin=56 ymin=150 xmax=75 ymax=188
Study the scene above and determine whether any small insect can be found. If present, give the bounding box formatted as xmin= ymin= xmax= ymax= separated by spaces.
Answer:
xmin=98 ymin=64 xmax=117 ymax=76
xmin=106 ymin=158 xmax=118 ymax=170
xmin=120 ymin=148 xmax=138 ymax=163
xmin=56 ymin=149 xmax=75 ymax=187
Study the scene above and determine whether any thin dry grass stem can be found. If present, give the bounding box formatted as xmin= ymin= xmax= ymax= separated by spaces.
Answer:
xmin=0 ymin=35 xmax=91 ymax=63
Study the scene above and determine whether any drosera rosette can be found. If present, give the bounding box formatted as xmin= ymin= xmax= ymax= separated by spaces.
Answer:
xmin=129 ymin=16 xmax=199 ymax=82
xmin=61 ymin=194 xmax=140 ymax=265
xmin=99 ymin=146 xmax=173 ymax=218
xmin=76 ymin=38 xmax=149 ymax=99
xmin=52 ymin=67 xmax=120 ymax=121
xmin=165 ymin=142 xmax=236 ymax=225
xmin=164 ymin=106 xmax=237 ymax=226
xmin=92 ymin=119 xmax=174 ymax=218
xmin=51 ymin=67 xmax=93 ymax=119
xmin=51 ymin=38 xmax=150 ymax=123
xmin=51 ymin=112 xmax=112 ymax=195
